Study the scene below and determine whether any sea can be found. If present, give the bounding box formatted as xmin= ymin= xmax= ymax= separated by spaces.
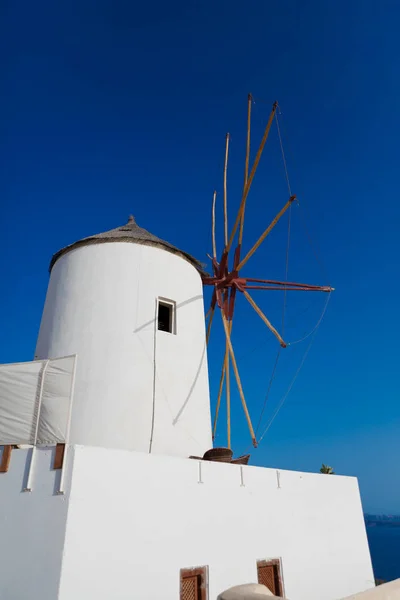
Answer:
xmin=366 ymin=525 xmax=400 ymax=582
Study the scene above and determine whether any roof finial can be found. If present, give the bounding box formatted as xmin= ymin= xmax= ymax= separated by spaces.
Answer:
xmin=127 ymin=215 xmax=136 ymax=225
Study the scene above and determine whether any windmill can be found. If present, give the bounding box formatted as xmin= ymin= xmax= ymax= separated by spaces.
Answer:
xmin=202 ymin=95 xmax=333 ymax=452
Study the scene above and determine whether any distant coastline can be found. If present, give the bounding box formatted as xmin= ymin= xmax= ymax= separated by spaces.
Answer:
xmin=366 ymin=518 xmax=400 ymax=583
xmin=365 ymin=514 xmax=400 ymax=528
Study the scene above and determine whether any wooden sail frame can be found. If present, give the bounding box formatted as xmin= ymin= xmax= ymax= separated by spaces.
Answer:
xmin=203 ymin=95 xmax=334 ymax=449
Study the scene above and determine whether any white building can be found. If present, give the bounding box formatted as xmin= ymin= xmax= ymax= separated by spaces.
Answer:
xmin=0 ymin=217 xmax=375 ymax=600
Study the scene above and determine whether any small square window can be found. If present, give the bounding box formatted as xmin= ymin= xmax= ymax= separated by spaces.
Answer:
xmin=157 ymin=299 xmax=175 ymax=333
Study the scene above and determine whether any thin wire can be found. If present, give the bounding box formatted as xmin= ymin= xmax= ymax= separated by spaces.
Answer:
xmin=251 ymin=96 xmax=274 ymax=105
xmin=288 ymin=291 xmax=332 ymax=346
xmin=276 ymin=106 xmax=330 ymax=285
xmin=238 ymin=310 xmax=325 ymax=457
xmin=254 ymin=114 xmax=292 ymax=438
xmin=275 ymin=111 xmax=292 ymax=197
xmin=149 ymin=301 xmax=158 ymax=453
xmin=275 ymin=106 xmax=332 ymax=343
xmin=257 ymin=324 xmax=320 ymax=444
xmin=254 ymin=348 xmax=281 ymax=437
xmin=297 ymin=203 xmax=330 ymax=283
xmin=254 ymin=208 xmax=290 ymax=437
xmin=236 ymin=305 xmax=310 ymax=362
xmin=277 ymin=106 xmax=292 ymax=347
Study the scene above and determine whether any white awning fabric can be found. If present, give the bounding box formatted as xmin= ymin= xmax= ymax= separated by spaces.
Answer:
xmin=0 ymin=355 xmax=76 ymax=445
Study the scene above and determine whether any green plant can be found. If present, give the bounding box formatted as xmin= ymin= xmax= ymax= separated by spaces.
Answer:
xmin=320 ymin=464 xmax=335 ymax=474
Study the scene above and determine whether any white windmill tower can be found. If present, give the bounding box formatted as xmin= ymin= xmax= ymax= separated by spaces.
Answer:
xmin=35 ymin=215 xmax=213 ymax=459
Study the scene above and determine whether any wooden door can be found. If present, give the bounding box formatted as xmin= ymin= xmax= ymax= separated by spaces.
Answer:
xmin=257 ymin=560 xmax=282 ymax=596
xmin=181 ymin=575 xmax=199 ymax=600
xmin=180 ymin=567 xmax=206 ymax=600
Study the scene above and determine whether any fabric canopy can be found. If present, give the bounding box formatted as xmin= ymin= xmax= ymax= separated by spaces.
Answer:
xmin=0 ymin=355 xmax=76 ymax=445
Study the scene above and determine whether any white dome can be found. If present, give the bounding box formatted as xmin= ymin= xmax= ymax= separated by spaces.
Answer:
xmin=217 ymin=584 xmax=275 ymax=599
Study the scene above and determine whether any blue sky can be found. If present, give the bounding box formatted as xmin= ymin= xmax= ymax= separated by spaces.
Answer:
xmin=2 ymin=0 xmax=400 ymax=512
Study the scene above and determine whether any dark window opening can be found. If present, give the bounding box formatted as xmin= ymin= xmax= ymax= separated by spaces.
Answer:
xmin=158 ymin=301 xmax=173 ymax=333
xmin=180 ymin=567 xmax=207 ymax=600
xmin=257 ymin=560 xmax=283 ymax=596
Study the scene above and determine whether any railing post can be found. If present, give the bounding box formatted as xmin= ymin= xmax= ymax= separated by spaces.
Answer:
xmin=24 ymin=360 xmax=50 ymax=492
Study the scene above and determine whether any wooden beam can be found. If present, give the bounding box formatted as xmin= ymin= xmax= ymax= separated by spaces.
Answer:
xmin=226 ymin=339 xmax=231 ymax=449
xmin=245 ymin=277 xmax=333 ymax=290
xmin=239 ymin=93 xmax=252 ymax=246
xmin=244 ymin=285 xmax=332 ymax=291
xmin=236 ymin=195 xmax=296 ymax=270
xmin=223 ymin=134 xmax=230 ymax=247
xmin=212 ymin=190 xmax=217 ymax=259
xmin=220 ymin=311 xmax=257 ymax=447
xmin=212 ymin=318 xmax=234 ymax=441
xmin=227 ymin=101 xmax=278 ymax=252
xmin=212 ymin=355 xmax=226 ymax=441
xmin=53 ymin=443 xmax=65 ymax=470
xmin=0 ymin=445 xmax=12 ymax=473
xmin=243 ymin=289 xmax=287 ymax=348
xmin=206 ymin=306 xmax=215 ymax=345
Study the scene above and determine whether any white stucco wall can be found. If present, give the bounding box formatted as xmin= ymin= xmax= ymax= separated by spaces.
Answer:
xmin=0 ymin=446 xmax=70 ymax=600
xmin=0 ymin=446 xmax=375 ymax=600
xmin=56 ymin=446 xmax=374 ymax=600
xmin=35 ymin=242 xmax=212 ymax=458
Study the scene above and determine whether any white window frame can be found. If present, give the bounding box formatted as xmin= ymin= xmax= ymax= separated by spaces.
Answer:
xmin=157 ymin=298 xmax=176 ymax=334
